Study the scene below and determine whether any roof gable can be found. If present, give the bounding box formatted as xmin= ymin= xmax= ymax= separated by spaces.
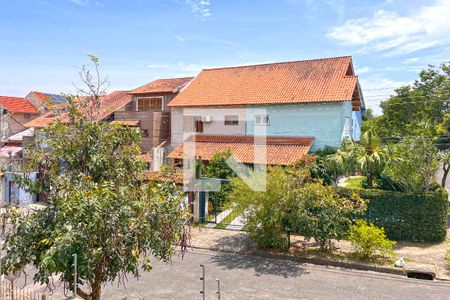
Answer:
xmin=24 ymin=91 xmax=133 ymax=128
xmin=169 ymin=56 xmax=360 ymax=107
xmin=0 ymin=96 xmax=38 ymax=113
xmin=31 ymin=92 xmax=68 ymax=105
xmin=130 ymin=77 xmax=194 ymax=94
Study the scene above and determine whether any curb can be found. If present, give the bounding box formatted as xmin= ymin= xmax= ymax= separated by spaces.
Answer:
xmin=190 ymin=245 xmax=406 ymax=277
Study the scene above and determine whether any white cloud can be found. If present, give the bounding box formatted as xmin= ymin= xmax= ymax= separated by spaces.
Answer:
xmin=403 ymin=57 xmax=419 ymax=63
xmin=327 ymin=0 xmax=450 ymax=55
xmin=147 ymin=61 xmax=210 ymax=73
xmin=175 ymin=34 xmax=185 ymax=43
xmin=359 ymin=77 xmax=412 ymax=115
xmin=185 ymin=0 xmax=211 ymax=19
xmin=355 ymin=66 xmax=370 ymax=74
xmin=70 ymin=0 xmax=89 ymax=5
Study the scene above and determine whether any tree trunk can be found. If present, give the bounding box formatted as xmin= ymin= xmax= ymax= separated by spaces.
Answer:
xmin=442 ymin=163 xmax=450 ymax=188
xmin=91 ymin=281 xmax=102 ymax=300
xmin=366 ymin=174 xmax=373 ymax=189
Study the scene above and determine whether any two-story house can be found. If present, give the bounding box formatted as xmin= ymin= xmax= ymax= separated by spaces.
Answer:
xmin=167 ymin=56 xmax=364 ymax=166
xmin=24 ymin=77 xmax=194 ymax=158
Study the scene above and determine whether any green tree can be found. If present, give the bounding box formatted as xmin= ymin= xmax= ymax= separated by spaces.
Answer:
xmin=309 ymin=147 xmax=344 ymax=186
xmin=287 ymin=183 xmax=366 ymax=250
xmin=384 ymin=137 xmax=440 ymax=192
xmin=230 ymin=166 xmax=310 ymax=249
xmin=0 ymin=111 xmax=185 ymax=298
xmin=341 ymin=131 xmax=390 ymax=189
xmin=362 ymin=108 xmax=374 ymax=121
xmin=202 ymin=150 xmax=236 ymax=210
xmin=376 ymin=63 xmax=450 ymax=138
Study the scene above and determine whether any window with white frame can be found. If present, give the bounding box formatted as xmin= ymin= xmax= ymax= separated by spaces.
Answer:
xmin=137 ymin=97 xmax=163 ymax=111
xmin=254 ymin=114 xmax=270 ymax=125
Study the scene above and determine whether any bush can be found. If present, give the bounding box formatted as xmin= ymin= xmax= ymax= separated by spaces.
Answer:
xmin=348 ymin=220 xmax=396 ymax=259
xmin=335 ymin=186 xmax=448 ymax=243
xmin=445 ymin=250 xmax=450 ymax=269
xmin=287 ymin=183 xmax=366 ymax=250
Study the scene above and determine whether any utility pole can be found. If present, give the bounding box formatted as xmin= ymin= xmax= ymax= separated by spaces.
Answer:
xmin=216 ymin=279 xmax=221 ymax=300
xmin=200 ymin=264 xmax=205 ymax=300
xmin=73 ymin=254 xmax=78 ymax=299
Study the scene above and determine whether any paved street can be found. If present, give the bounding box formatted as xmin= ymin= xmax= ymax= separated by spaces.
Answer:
xmin=100 ymin=249 xmax=450 ymax=300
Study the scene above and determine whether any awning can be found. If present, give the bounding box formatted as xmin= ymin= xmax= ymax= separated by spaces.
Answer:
xmin=168 ymin=135 xmax=314 ymax=165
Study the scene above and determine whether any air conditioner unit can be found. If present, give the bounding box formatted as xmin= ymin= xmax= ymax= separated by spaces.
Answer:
xmin=201 ymin=115 xmax=212 ymax=122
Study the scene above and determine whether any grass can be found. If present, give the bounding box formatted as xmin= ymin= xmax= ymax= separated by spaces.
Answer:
xmin=344 ymin=176 xmax=365 ymax=189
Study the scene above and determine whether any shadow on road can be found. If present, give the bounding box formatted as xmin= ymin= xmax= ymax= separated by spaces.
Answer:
xmin=210 ymin=252 xmax=309 ymax=279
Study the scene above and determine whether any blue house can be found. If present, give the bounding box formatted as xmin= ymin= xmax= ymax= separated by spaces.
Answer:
xmin=167 ymin=56 xmax=364 ymax=165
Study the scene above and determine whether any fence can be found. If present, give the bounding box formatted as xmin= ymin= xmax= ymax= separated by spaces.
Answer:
xmin=0 ymin=279 xmax=52 ymax=300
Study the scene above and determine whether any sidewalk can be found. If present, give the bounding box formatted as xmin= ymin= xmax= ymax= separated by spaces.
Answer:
xmin=189 ymin=227 xmax=450 ymax=280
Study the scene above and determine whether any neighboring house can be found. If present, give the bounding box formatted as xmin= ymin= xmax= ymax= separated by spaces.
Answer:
xmin=24 ymin=76 xmax=194 ymax=161
xmin=115 ymin=77 xmax=193 ymax=152
xmin=0 ymin=96 xmax=40 ymax=136
xmin=167 ymin=56 xmax=364 ymax=165
xmin=24 ymin=90 xmax=134 ymax=128
xmin=25 ymin=91 xmax=68 ymax=112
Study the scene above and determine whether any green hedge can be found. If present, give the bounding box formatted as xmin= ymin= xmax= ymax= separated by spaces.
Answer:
xmin=334 ymin=186 xmax=448 ymax=243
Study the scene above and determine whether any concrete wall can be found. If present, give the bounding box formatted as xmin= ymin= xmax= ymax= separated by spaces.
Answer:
xmin=9 ymin=112 xmax=40 ymax=136
xmin=171 ymin=107 xmax=248 ymax=146
xmin=170 ymin=101 xmax=361 ymax=151
xmin=246 ymin=102 xmax=354 ymax=151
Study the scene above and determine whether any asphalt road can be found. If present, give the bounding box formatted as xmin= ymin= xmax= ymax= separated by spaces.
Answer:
xmin=99 ymin=249 xmax=450 ymax=300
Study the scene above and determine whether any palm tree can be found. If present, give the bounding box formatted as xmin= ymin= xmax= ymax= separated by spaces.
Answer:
xmin=345 ymin=130 xmax=389 ymax=188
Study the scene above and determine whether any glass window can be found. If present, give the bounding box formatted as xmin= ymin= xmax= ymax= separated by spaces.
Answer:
xmin=224 ymin=115 xmax=239 ymax=125
xmin=254 ymin=115 xmax=270 ymax=125
xmin=137 ymin=97 xmax=162 ymax=111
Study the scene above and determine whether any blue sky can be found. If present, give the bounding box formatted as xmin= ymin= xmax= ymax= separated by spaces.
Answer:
xmin=1 ymin=0 xmax=450 ymax=113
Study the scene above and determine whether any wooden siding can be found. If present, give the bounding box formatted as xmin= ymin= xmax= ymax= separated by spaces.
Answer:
xmin=114 ymin=111 xmax=170 ymax=152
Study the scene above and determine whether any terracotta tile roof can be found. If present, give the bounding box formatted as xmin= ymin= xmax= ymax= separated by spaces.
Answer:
xmin=111 ymin=120 xmax=140 ymax=127
xmin=146 ymin=171 xmax=190 ymax=185
xmin=24 ymin=91 xmax=133 ymax=128
xmin=169 ymin=56 xmax=360 ymax=107
xmin=0 ymin=96 xmax=38 ymax=113
xmin=168 ymin=135 xmax=314 ymax=165
xmin=130 ymin=77 xmax=194 ymax=94
xmin=31 ymin=92 xmax=68 ymax=106
xmin=139 ymin=152 xmax=152 ymax=163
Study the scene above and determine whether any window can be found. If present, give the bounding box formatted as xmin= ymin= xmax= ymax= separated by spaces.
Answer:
xmin=195 ymin=116 xmax=203 ymax=133
xmin=24 ymin=113 xmax=31 ymax=119
xmin=137 ymin=97 xmax=162 ymax=111
xmin=183 ymin=116 xmax=203 ymax=133
xmin=254 ymin=115 xmax=270 ymax=125
xmin=224 ymin=115 xmax=239 ymax=125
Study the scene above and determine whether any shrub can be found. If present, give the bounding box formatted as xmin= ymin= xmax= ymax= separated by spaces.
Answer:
xmin=230 ymin=166 xmax=311 ymax=250
xmin=287 ymin=183 xmax=366 ymax=251
xmin=445 ymin=250 xmax=450 ymax=269
xmin=348 ymin=220 xmax=396 ymax=259
xmin=335 ymin=186 xmax=448 ymax=242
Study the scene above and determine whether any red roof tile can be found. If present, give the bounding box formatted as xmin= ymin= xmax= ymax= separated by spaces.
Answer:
xmin=169 ymin=56 xmax=360 ymax=107
xmin=146 ymin=171 xmax=190 ymax=185
xmin=0 ymin=96 xmax=38 ymax=113
xmin=24 ymin=91 xmax=133 ymax=128
xmin=139 ymin=152 xmax=152 ymax=163
xmin=130 ymin=77 xmax=194 ymax=94
xmin=168 ymin=135 xmax=314 ymax=165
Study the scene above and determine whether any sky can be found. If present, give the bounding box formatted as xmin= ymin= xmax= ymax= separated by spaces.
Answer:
xmin=1 ymin=0 xmax=450 ymax=114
